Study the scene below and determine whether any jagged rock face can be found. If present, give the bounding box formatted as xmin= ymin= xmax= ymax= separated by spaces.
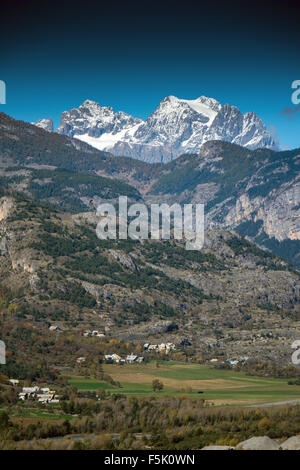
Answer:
xmin=0 ymin=198 xmax=43 ymax=288
xmin=32 ymin=118 xmax=53 ymax=132
xmin=108 ymin=250 xmax=137 ymax=271
xmin=237 ymin=112 xmax=277 ymax=149
xmin=205 ymin=107 xmax=276 ymax=149
xmin=146 ymin=141 xmax=300 ymax=265
xmin=133 ymin=96 xmax=218 ymax=148
xmin=55 ymin=96 xmax=278 ymax=162
xmin=223 ymin=181 xmax=300 ymax=242
xmin=0 ymin=196 xmax=15 ymax=222
xmin=202 ymin=147 xmax=300 ymax=249
xmin=57 ymin=99 xmax=142 ymax=140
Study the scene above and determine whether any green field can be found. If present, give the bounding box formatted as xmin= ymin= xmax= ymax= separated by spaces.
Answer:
xmin=68 ymin=361 xmax=300 ymax=406
xmin=4 ymin=406 xmax=74 ymax=425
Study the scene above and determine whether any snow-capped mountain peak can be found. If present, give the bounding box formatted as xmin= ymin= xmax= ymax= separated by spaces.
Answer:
xmin=51 ymin=95 xmax=280 ymax=162
xmin=31 ymin=118 xmax=53 ymax=132
xmin=57 ymin=100 xmax=142 ymax=140
xmin=178 ymin=96 xmax=221 ymax=122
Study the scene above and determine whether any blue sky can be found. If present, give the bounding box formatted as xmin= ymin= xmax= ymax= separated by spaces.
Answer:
xmin=1 ymin=0 xmax=300 ymax=149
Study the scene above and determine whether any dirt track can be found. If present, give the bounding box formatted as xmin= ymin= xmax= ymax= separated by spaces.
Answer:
xmin=248 ymin=398 xmax=300 ymax=408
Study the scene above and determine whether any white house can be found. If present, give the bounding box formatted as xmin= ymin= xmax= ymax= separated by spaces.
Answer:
xmin=76 ymin=356 xmax=86 ymax=363
xmin=8 ymin=379 xmax=19 ymax=386
xmin=83 ymin=330 xmax=105 ymax=338
xmin=111 ymin=353 xmax=122 ymax=362
xmin=228 ymin=360 xmax=239 ymax=366
xmin=49 ymin=325 xmax=61 ymax=332
xmin=105 ymin=354 xmax=122 ymax=363
xmin=22 ymin=386 xmax=39 ymax=394
xmin=19 ymin=386 xmax=59 ymax=403
xmin=126 ymin=354 xmax=138 ymax=363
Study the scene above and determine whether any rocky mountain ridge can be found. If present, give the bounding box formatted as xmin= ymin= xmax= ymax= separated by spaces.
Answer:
xmin=34 ymin=96 xmax=278 ymax=162
xmin=1 ymin=113 xmax=299 ymax=268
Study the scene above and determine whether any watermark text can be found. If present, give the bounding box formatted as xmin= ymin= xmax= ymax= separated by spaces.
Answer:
xmin=96 ymin=197 xmax=204 ymax=251
xmin=291 ymin=340 xmax=300 ymax=367
xmin=0 ymin=80 xmax=6 ymax=104
xmin=291 ymin=80 xmax=300 ymax=105
xmin=0 ymin=340 xmax=6 ymax=365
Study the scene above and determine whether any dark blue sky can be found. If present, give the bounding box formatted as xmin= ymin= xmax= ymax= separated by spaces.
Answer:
xmin=1 ymin=0 xmax=300 ymax=149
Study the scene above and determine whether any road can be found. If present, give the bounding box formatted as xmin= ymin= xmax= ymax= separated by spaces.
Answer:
xmin=248 ymin=398 xmax=300 ymax=408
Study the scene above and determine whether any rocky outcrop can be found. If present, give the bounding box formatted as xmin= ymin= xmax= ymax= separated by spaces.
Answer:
xmin=0 ymin=196 xmax=15 ymax=222
xmin=201 ymin=445 xmax=234 ymax=450
xmin=280 ymin=436 xmax=300 ymax=450
xmin=202 ymin=435 xmax=300 ymax=450
xmin=32 ymin=118 xmax=53 ymax=132
xmin=80 ymin=281 xmax=112 ymax=300
xmin=236 ymin=436 xmax=279 ymax=450
xmin=223 ymin=180 xmax=300 ymax=242
xmin=108 ymin=250 xmax=137 ymax=271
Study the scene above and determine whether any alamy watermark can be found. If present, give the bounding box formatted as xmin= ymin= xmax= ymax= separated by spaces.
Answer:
xmin=0 ymin=340 xmax=6 ymax=365
xmin=0 ymin=80 xmax=6 ymax=104
xmin=95 ymin=197 xmax=204 ymax=250
xmin=291 ymin=340 xmax=300 ymax=367
xmin=291 ymin=80 xmax=300 ymax=105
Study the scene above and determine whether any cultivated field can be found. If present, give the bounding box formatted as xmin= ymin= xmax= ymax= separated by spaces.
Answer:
xmin=68 ymin=361 xmax=300 ymax=406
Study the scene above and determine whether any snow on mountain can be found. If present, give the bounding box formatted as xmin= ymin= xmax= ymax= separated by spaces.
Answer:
xmin=57 ymin=99 xmax=142 ymax=140
xmin=54 ymin=96 xmax=279 ymax=162
xmin=32 ymin=118 xmax=53 ymax=132
xmin=75 ymin=121 xmax=143 ymax=153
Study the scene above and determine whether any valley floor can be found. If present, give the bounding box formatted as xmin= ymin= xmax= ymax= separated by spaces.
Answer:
xmin=67 ymin=361 xmax=300 ymax=407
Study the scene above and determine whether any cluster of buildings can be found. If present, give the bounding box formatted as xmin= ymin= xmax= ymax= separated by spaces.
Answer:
xmin=18 ymin=386 xmax=59 ymax=404
xmin=104 ymin=353 xmax=144 ymax=364
xmin=210 ymin=357 xmax=249 ymax=367
xmin=82 ymin=330 xmax=105 ymax=338
xmin=143 ymin=342 xmax=176 ymax=353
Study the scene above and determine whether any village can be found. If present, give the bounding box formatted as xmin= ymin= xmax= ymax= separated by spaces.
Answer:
xmin=76 ymin=341 xmax=177 ymax=365
xmin=104 ymin=342 xmax=176 ymax=364
xmin=7 ymin=380 xmax=60 ymax=404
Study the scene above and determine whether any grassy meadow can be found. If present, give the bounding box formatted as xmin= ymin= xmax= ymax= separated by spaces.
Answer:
xmin=67 ymin=361 xmax=300 ymax=406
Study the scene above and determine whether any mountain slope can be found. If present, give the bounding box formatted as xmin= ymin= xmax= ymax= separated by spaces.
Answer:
xmin=0 ymin=113 xmax=299 ymax=268
xmin=0 ymin=166 xmax=141 ymax=212
xmin=0 ymin=112 xmax=158 ymax=192
xmin=147 ymin=141 xmax=300 ymax=267
xmin=55 ymin=96 xmax=278 ymax=162
xmin=0 ymin=193 xmax=299 ymax=363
